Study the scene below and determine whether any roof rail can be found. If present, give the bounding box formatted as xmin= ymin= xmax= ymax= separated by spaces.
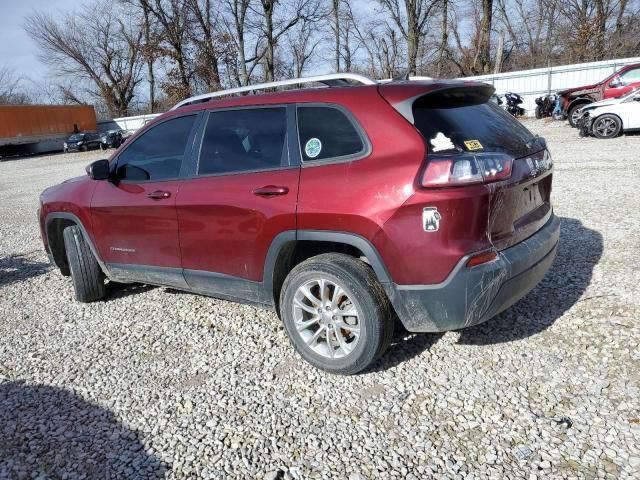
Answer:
xmin=170 ymin=73 xmax=376 ymax=110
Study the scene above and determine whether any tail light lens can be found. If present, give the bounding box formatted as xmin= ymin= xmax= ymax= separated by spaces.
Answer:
xmin=421 ymin=153 xmax=513 ymax=188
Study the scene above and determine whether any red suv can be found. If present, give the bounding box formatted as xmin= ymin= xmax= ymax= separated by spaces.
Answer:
xmin=561 ymin=62 xmax=640 ymax=126
xmin=39 ymin=74 xmax=559 ymax=374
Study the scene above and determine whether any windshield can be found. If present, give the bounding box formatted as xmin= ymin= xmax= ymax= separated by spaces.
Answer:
xmin=68 ymin=134 xmax=84 ymax=141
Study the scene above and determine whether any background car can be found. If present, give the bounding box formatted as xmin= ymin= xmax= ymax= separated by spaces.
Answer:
xmin=560 ymin=62 xmax=640 ymax=127
xmin=578 ymin=88 xmax=640 ymax=138
xmin=63 ymin=132 xmax=101 ymax=152
xmin=100 ymin=130 xmax=123 ymax=150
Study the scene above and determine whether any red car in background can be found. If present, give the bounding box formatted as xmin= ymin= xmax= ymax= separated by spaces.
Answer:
xmin=561 ymin=62 xmax=640 ymax=126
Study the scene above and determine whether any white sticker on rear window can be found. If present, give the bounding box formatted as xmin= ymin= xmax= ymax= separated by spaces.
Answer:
xmin=305 ymin=138 xmax=322 ymax=158
xmin=430 ymin=132 xmax=455 ymax=152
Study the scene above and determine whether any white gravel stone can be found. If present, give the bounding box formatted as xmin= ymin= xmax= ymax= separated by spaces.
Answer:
xmin=1 ymin=120 xmax=639 ymax=478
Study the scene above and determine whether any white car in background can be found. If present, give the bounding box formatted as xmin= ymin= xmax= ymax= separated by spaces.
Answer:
xmin=578 ymin=88 xmax=640 ymax=138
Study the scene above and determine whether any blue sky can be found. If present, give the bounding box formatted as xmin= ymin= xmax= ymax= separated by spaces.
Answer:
xmin=0 ymin=0 xmax=77 ymax=79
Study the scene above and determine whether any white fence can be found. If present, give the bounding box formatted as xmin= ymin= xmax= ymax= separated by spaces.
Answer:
xmin=98 ymin=113 xmax=161 ymax=134
xmin=463 ymin=56 xmax=640 ymax=116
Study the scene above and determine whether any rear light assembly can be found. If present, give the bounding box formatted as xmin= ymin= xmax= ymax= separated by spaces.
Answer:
xmin=421 ymin=152 xmax=513 ymax=188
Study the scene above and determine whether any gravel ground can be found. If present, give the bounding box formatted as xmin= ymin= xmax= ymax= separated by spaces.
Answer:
xmin=1 ymin=121 xmax=639 ymax=479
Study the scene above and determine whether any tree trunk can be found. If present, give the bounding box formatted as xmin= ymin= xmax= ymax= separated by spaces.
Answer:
xmin=262 ymin=0 xmax=275 ymax=82
xmin=436 ymin=0 xmax=448 ymax=77
xmin=406 ymin=0 xmax=419 ymax=75
xmin=477 ymin=0 xmax=493 ymax=73
xmin=332 ymin=0 xmax=341 ymax=72
xmin=142 ymin=1 xmax=155 ymax=113
xmin=494 ymin=30 xmax=504 ymax=74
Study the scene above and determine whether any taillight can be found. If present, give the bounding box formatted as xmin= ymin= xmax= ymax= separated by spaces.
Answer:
xmin=421 ymin=152 xmax=513 ymax=188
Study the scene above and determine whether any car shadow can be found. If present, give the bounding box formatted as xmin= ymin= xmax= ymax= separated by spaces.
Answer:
xmin=457 ymin=216 xmax=603 ymax=345
xmin=0 ymin=380 xmax=167 ymax=478
xmin=368 ymin=327 xmax=445 ymax=373
xmin=0 ymin=255 xmax=50 ymax=289
xmin=106 ymin=281 xmax=156 ymax=299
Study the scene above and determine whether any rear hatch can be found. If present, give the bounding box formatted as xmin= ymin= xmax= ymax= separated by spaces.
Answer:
xmin=407 ymin=86 xmax=553 ymax=251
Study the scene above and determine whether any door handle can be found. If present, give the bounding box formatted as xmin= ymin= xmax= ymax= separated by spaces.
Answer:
xmin=147 ymin=190 xmax=171 ymax=200
xmin=253 ymin=185 xmax=289 ymax=196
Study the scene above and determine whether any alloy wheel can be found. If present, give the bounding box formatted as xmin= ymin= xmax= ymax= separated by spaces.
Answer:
xmin=292 ymin=278 xmax=360 ymax=359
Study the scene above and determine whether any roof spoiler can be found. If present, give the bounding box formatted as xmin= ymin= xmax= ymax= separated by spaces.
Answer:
xmin=378 ymin=81 xmax=495 ymax=124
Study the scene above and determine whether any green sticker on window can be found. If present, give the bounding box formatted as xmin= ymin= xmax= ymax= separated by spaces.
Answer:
xmin=305 ymin=138 xmax=322 ymax=158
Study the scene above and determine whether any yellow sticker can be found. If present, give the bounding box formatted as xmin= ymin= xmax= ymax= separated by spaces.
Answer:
xmin=464 ymin=140 xmax=483 ymax=151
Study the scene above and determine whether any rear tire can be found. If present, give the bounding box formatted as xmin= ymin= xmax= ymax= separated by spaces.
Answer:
xmin=592 ymin=114 xmax=622 ymax=139
xmin=279 ymin=253 xmax=394 ymax=375
xmin=63 ymin=225 xmax=106 ymax=302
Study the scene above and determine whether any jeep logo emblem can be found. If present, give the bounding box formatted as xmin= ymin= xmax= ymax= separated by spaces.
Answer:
xmin=423 ymin=207 xmax=442 ymax=232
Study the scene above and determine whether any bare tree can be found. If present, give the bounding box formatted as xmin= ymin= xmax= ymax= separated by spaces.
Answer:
xmin=186 ymin=0 xmax=223 ymax=90
xmin=25 ymin=2 xmax=144 ymax=116
xmin=378 ymin=0 xmax=441 ymax=75
xmin=140 ymin=0 xmax=194 ymax=99
xmin=258 ymin=0 xmax=321 ymax=82
xmin=287 ymin=20 xmax=321 ymax=76
xmin=0 ymin=65 xmax=30 ymax=104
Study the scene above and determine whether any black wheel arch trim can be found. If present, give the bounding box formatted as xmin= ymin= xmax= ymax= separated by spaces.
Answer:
xmin=262 ymin=230 xmax=392 ymax=298
xmin=45 ymin=212 xmax=109 ymax=276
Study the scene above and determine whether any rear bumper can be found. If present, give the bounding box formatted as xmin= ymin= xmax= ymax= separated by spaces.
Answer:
xmin=385 ymin=214 xmax=560 ymax=332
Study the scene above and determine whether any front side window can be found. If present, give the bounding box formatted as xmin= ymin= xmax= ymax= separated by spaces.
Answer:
xmin=620 ymin=68 xmax=640 ymax=85
xmin=297 ymin=106 xmax=365 ymax=162
xmin=198 ymin=108 xmax=288 ymax=175
xmin=116 ymin=115 xmax=196 ymax=181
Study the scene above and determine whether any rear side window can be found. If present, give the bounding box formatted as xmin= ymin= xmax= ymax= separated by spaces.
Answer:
xmin=116 ymin=115 xmax=196 ymax=181
xmin=413 ymin=97 xmax=534 ymax=158
xmin=297 ymin=106 xmax=365 ymax=162
xmin=198 ymin=108 xmax=287 ymax=175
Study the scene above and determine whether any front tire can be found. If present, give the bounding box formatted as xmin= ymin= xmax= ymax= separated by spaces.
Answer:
xmin=568 ymin=103 xmax=587 ymax=127
xmin=592 ymin=114 xmax=622 ymax=139
xmin=63 ymin=225 xmax=106 ymax=302
xmin=279 ymin=253 xmax=394 ymax=375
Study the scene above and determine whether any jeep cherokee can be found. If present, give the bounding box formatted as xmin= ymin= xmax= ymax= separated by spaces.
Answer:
xmin=38 ymin=74 xmax=559 ymax=375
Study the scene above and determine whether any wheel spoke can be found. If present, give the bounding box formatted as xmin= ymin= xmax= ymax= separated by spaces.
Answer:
xmin=294 ymin=298 xmax=317 ymax=314
xmin=335 ymin=321 xmax=360 ymax=335
xmin=296 ymin=316 xmax=320 ymax=331
xmin=333 ymin=324 xmax=350 ymax=355
xmin=334 ymin=308 xmax=358 ymax=318
xmin=325 ymin=326 xmax=335 ymax=358
xmin=306 ymin=326 xmax=325 ymax=347
xmin=330 ymin=285 xmax=344 ymax=309
xmin=300 ymin=285 xmax=321 ymax=306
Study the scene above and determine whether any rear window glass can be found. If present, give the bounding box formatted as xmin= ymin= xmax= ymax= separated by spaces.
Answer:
xmin=297 ymin=106 xmax=365 ymax=161
xmin=413 ymin=99 xmax=535 ymax=158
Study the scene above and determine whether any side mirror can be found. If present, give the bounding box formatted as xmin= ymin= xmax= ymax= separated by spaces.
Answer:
xmin=86 ymin=159 xmax=111 ymax=180
xmin=609 ymin=77 xmax=622 ymax=88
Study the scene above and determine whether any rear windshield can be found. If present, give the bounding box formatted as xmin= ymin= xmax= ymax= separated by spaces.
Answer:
xmin=68 ymin=134 xmax=84 ymax=141
xmin=413 ymin=99 xmax=535 ymax=158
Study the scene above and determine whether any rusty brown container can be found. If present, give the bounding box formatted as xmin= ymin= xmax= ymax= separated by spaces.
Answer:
xmin=0 ymin=105 xmax=97 ymax=145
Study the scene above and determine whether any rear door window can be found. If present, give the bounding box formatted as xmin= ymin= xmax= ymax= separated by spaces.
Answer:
xmin=413 ymin=97 xmax=536 ymax=158
xmin=198 ymin=107 xmax=288 ymax=175
xmin=116 ymin=115 xmax=196 ymax=181
xmin=297 ymin=106 xmax=366 ymax=162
